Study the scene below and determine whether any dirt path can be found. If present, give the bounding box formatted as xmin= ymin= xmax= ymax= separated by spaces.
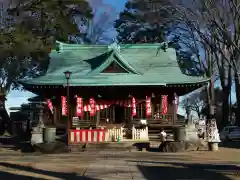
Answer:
xmin=0 ymin=147 xmax=239 ymax=180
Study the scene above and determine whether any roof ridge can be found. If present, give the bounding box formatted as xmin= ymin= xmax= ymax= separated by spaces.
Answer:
xmin=55 ymin=41 xmax=168 ymax=52
xmin=55 ymin=41 xmax=108 ymax=53
xmin=119 ymin=43 xmax=162 ymax=49
xmin=56 ymin=40 xmax=108 ymax=47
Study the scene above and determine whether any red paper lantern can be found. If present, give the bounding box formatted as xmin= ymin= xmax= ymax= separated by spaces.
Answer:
xmin=132 ymin=97 xmax=136 ymax=116
xmin=89 ymin=98 xmax=96 ymax=116
xmin=84 ymin=105 xmax=91 ymax=112
xmin=161 ymin=95 xmax=168 ymax=115
xmin=61 ymin=96 xmax=67 ymax=116
xmin=96 ymin=104 xmax=100 ymax=111
xmin=76 ymin=96 xmax=83 ymax=116
xmin=146 ymin=96 xmax=151 ymax=117
xmin=47 ymin=99 xmax=53 ymax=114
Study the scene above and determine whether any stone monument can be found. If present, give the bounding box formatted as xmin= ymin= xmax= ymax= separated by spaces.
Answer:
xmin=206 ymin=119 xmax=220 ymax=151
xmin=184 ymin=115 xmax=199 ymax=142
xmin=30 ymin=104 xmax=45 ymax=144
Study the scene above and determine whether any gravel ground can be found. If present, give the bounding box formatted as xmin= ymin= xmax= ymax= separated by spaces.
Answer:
xmin=0 ymin=147 xmax=239 ymax=180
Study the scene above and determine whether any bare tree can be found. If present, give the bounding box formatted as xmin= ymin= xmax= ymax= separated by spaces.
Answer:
xmin=74 ymin=0 xmax=117 ymax=44
xmin=180 ymin=88 xmax=207 ymax=119
xmin=169 ymin=0 xmax=240 ymax=127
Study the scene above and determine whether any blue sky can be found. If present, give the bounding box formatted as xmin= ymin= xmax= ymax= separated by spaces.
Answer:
xmin=103 ymin=0 xmax=127 ymax=11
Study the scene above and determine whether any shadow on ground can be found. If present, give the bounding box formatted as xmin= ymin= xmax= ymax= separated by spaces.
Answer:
xmin=219 ymin=141 xmax=240 ymax=149
xmin=0 ymin=136 xmax=69 ymax=154
xmin=0 ymin=162 xmax=97 ymax=180
xmin=132 ymin=142 xmax=150 ymax=151
xmin=128 ymin=160 xmax=239 ymax=180
xmin=0 ymin=136 xmax=26 ymax=151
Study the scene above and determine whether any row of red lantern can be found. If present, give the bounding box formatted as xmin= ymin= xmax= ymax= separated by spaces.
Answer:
xmin=60 ymin=96 xmax=108 ymax=117
xmin=76 ymin=97 xmax=109 ymax=115
xmin=48 ymin=95 xmax=171 ymax=117
xmin=84 ymin=104 xmax=109 ymax=111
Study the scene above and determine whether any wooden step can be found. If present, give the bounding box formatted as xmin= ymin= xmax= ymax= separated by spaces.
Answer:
xmin=148 ymin=129 xmax=172 ymax=133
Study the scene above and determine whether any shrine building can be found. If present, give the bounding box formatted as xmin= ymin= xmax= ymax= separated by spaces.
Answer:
xmin=20 ymin=41 xmax=209 ymax=144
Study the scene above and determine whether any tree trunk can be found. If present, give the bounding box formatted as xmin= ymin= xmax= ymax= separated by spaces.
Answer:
xmin=218 ymin=65 xmax=232 ymax=130
xmin=0 ymin=94 xmax=10 ymax=135
xmin=221 ymin=86 xmax=230 ymax=129
xmin=197 ymin=111 xmax=201 ymax=119
xmin=234 ymin=73 xmax=240 ymax=126
xmin=207 ymin=78 xmax=215 ymax=121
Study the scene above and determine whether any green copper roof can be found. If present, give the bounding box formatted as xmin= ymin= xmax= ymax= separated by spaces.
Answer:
xmin=21 ymin=41 xmax=209 ymax=86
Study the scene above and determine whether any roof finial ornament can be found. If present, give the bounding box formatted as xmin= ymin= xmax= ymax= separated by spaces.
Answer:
xmin=162 ymin=42 xmax=168 ymax=52
xmin=108 ymin=40 xmax=120 ymax=52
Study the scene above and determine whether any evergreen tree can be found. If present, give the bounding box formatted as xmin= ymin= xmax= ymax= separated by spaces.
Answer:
xmin=0 ymin=0 xmax=93 ymax=134
xmin=114 ymin=0 xmax=173 ymax=43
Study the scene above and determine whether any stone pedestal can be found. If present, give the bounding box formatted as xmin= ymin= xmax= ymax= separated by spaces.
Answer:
xmin=31 ymin=132 xmax=43 ymax=144
xmin=208 ymin=142 xmax=219 ymax=151
xmin=31 ymin=127 xmax=43 ymax=144
xmin=43 ymin=127 xmax=56 ymax=143
xmin=159 ymin=141 xmax=207 ymax=152
xmin=173 ymin=123 xmax=199 ymax=143
xmin=185 ymin=124 xmax=199 ymax=143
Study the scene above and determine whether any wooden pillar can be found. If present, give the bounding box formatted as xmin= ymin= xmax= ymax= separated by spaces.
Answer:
xmin=38 ymin=107 xmax=44 ymax=124
xmin=70 ymin=103 xmax=73 ymax=129
xmin=172 ymin=92 xmax=177 ymax=124
xmin=96 ymin=111 xmax=100 ymax=127
xmin=151 ymin=99 xmax=155 ymax=119
xmin=53 ymin=107 xmax=57 ymax=125
xmin=112 ymin=105 xmax=115 ymax=123
xmin=57 ymin=106 xmax=61 ymax=125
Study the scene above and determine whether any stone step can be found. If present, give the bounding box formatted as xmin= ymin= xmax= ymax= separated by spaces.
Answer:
xmin=69 ymin=141 xmax=151 ymax=152
xmin=148 ymin=134 xmax=160 ymax=139
xmin=148 ymin=129 xmax=173 ymax=133
xmin=149 ymin=134 xmax=174 ymax=142
xmin=69 ymin=141 xmax=136 ymax=152
xmin=150 ymin=141 xmax=161 ymax=148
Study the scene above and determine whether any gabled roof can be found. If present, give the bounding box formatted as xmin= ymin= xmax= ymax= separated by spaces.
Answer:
xmin=86 ymin=49 xmax=141 ymax=75
xmin=20 ymin=41 xmax=209 ymax=86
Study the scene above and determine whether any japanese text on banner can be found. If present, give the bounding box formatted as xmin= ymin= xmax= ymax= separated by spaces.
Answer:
xmin=132 ymin=97 xmax=136 ymax=116
xmin=76 ymin=97 xmax=83 ymax=116
xmin=61 ymin=96 xmax=67 ymax=116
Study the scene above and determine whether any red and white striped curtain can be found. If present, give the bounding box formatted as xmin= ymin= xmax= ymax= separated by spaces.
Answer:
xmin=146 ymin=96 xmax=151 ymax=117
xmin=132 ymin=97 xmax=136 ymax=116
xmin=89 ymin=98 xmax=96 ymax=116
xmin=61 ymin=96 xmax=67 ymax=116
xmin=47 ymin=99 xmax=53 ymax=114
xmin=161 ymin=95 xmax=168 ymax=115
xmin=76 ymin=96 xmax=83 ymax=116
